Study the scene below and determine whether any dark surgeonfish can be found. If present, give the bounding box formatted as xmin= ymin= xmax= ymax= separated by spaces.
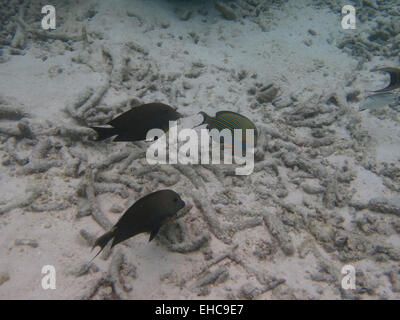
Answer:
xmin=197 ymin=111 xmax=258 ymax=148
xmin=90 ymin=102 xmax=182 ymax=141
xmin=372 ymin=67 xmax=400 ymax=93
xmin=91 ymin=190 xmax=186 ymax=260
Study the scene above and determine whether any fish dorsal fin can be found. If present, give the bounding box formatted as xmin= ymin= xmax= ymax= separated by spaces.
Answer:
xmin=149 ymin=224 xmax=161 ymax=242
xmin=216 ymin=111 xmax=253 ymax=123
xmin=216 ymin=110 xmax=241 ymax=117
xmin=106 ymin=106 xmax=140 ymax=126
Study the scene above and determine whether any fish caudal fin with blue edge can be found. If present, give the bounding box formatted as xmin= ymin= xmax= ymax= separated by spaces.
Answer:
xmin=372 ymin=67 xmax=400 ymax=93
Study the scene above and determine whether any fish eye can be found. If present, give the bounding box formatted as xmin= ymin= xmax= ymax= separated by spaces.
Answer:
xmin=173 ymin=198 xmax=178 ymax=202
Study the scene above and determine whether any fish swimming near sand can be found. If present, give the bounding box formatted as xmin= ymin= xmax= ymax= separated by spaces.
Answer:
xmin=90 ymin=102 xmax=182 ymax=141
xmin=91 ymin=190 xmax=186 ymax=260
xmin=196 ymin=111 xmax=258 ymax=148
xmin=359 ymin=92 xmax=398 ymax=111
xmin=372 ymin=67 xmax=400 ymax=93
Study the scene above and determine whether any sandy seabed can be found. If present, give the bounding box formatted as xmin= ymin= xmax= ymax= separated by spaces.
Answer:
xmin=0 ymin=0 xmax=399 ymax=299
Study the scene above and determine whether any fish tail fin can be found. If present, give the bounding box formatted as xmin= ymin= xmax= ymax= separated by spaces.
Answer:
xmin=197 ymin=112 xmax=210 ymax=126
xmin=90 ymin=230 xmax=115 ymax=262
xmin=90 ymin=127 xmax=117 ymax=141
xmin=372 ymin=67 xmax=400 ymax=93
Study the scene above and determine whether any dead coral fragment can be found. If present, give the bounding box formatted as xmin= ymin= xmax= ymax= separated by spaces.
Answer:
xmin=263 ymin=212 xmax=294 ymax=256
xmin=368 ymin=198 xmax=400 ymax=216
xmin=0 ymin=105 xmax=28 ymax=120
xmin=14 ymin=239 xmax=39 ymax=248
xmin=215 ymin=2 xmax=237 ymax=20
xmin=0 ymin=188 xmax=42 ymax=215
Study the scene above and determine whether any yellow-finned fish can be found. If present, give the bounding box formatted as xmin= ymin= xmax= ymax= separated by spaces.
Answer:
xmin=197 ymin=111 xmax=258 ymax=149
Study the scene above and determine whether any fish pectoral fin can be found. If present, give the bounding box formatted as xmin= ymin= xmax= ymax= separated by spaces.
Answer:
xmin=149 ymin=225 xmax=161 ymax=242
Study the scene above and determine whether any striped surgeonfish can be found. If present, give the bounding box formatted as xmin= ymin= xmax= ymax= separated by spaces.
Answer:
xmin=197 ymin=111 xmax=258 ymax=149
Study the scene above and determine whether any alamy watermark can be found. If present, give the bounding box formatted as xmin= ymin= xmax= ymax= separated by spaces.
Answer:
xmin=41 ymin=4 xmax=356 ymax=33
xmin=341 ymin=5 xmax=356 ymax=30
xmin=145 ymin=122 xmax=255 ymax=175
xmin=341 ymin=264 xmax=356 ymax=290
xmin=41 ymin=265 xmax=56 ymax=290
xmin=41 ymin=5 xmax=56 ymax=30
